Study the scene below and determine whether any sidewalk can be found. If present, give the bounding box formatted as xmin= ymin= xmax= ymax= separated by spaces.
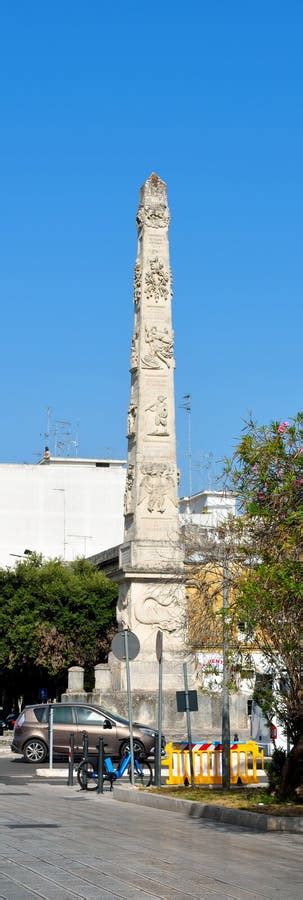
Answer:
xmin=0 ymin=776 xmax=302 ymax=899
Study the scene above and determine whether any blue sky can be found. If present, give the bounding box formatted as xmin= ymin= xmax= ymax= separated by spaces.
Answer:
xmin=0 ymin=2 xmax=302 ymax=495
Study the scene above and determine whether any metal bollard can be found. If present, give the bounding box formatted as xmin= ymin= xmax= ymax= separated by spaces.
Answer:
xmin=67 ymin=733 xmax=75 ymax=786
xmin=82 ymin=731 xmax=89 ymax=789
xmin=154 ymin=733 xmax=160 ymax=787
xmin=82 ymin=731 xmax=89 ymax=761
xmin=96 ymin=737 xmax=104 ymax=794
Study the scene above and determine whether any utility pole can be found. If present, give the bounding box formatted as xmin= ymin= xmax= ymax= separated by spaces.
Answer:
xmin=222 ymin=558 xmax=231 ymax=789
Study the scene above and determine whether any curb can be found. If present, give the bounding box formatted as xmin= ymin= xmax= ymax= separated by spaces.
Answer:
xmin=113 ymin=785 xmax=303 ymax=833
xmin=36 ymin=768 xmax=77 ymax=778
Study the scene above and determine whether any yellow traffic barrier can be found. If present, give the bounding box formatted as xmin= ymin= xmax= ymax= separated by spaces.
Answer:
xmin=163 ymin=740 xmax=264 ymax=786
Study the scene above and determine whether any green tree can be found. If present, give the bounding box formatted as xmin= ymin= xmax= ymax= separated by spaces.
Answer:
xmin=0 ymin=555 xmax=117 ymax=707
xmin=184 ymin=413 xmax=302 ymax=795
xmin=225 ymin=413 xmax=303 ymax=748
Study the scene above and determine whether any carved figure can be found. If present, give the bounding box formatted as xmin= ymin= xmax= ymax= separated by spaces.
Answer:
xmin=133 ymin=261 xmax=141 ymax=308
xmin=138 ymin=463 xmax=177 ymax=513
xmin=146 ymin=395 xmax=169 ymax=436
xmin=124 ymin=464 xmax=134 ymax=514
xmin=141 ymin=325 xmax=174 ymax=369
xmin=127 ymin=403 xmax=137 ymax=436
xmin=145 ymin=257 xmax=169 ymax=304
xmin=130 ymin=328 xmax=138 ymax=370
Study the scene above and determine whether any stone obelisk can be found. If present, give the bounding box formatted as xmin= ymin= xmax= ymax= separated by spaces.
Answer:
xmin=115 ymin=173 xmax=185 ymax=691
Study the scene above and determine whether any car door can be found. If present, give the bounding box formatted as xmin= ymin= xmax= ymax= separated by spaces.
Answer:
xmin=51 ymin=705 xmax=76 ymax=755
xmin=75 ymin=706 xmax=117 ymax=757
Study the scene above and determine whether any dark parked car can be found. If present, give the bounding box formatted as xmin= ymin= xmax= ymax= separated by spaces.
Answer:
xmin=11 ymin=703 xmax=165 ymax=763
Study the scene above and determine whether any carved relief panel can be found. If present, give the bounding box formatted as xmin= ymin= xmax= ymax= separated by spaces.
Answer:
xmin=130 ymin=326 xmax=139 ymax=371
xmin=145 ymin=395 xmax=169 ymax=436
xmin=145 ymin=257 xmax=170 ymax=305
xmin=138 ymin=462 xmax=177 ymax=514
xmin=134 ymin=591 xmax=177 ymax=635
xmin=133 ymin=261 xmax=141 ymax=309
xmin=124 ymin=464 xmax=135 ymax=514
xmin=141 ymin=325 xmax=174 ymax=369
xmin=137 ymin=205 xmax=170 ymax=230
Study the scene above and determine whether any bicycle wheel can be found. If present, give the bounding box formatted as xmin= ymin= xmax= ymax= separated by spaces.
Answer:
xmin=77 ymin=760 xmax=98 ymax=791
xmin=128 ymin=758 xmax=153 ymax=787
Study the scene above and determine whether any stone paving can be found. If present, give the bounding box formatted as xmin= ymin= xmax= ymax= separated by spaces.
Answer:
xmin=0 ymin=778 xmax=302 ymax=899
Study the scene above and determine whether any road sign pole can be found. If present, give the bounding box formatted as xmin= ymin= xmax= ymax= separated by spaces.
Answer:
xmin=183 ymin=662 xmax=195 ymax=787
xmin=49 ymin=707 xmax=54 ymax=771
xmin=124 ymin=630 xmax=135 ymax=786
xmin=156 ymin=651 xmax=163 ymax=787
xmin=111 ymin=629 xmax=140 ymax=789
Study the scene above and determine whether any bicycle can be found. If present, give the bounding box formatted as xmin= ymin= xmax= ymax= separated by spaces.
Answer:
xmin=77 ymin=750 xmax=153 ymax=791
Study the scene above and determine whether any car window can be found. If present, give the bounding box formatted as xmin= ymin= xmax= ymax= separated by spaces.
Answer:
xmin=16 ymin=712 xmax=25 ymax=726
xmin=101 ymin=708 xmax=128 ymax=725
xmin=52 ymin=706 xmax=74 ymax=724
xmin=34 ymin=707 xmax=49 ymax=723
xmin=75 ymin=707 xmax=107 ymax=725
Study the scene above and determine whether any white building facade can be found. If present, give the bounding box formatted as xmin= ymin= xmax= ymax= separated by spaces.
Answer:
xmin=179 ymin=489 xmax=236 ymax=528
xmin=0 ymin=455 xmax=126 ymax=568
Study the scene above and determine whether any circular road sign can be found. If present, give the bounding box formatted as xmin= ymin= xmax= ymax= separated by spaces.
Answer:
xmin=111 ymin=630 xmax=140 ymax=661
xmin=156 ymin=630 xmax=163 ymax=663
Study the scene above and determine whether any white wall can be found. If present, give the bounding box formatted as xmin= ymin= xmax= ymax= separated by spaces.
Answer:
xmin=0 ymin=459 xmax=126 ymax=568
xmin=179 ymin=490 xmax=236 ymax=529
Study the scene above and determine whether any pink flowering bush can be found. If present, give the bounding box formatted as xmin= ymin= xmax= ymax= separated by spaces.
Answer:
xmin=277 ymin=421 xmax=289 ymax=434
xmin=223 ymin=411 xmax=303 ymax=755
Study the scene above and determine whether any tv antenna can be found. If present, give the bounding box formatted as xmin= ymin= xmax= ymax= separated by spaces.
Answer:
xmin=180 ymin=394 xmax=192 ymax=497
xmin=39 ymin=409 xmax=80 ymax=457
xmin=193 ymin=451 xmax=215 ymax=490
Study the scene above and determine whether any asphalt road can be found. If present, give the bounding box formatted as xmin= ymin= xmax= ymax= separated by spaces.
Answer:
xmin=0 ymin=755 xmax=302 ymax=899
xmin=0 ymin=751 xmax=72 ymax=783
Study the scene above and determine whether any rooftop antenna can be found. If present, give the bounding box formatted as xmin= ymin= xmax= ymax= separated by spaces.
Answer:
xmin=193 ymin=451 xmax=214 ymax=490
xmin=53 ymin=419 xmax=80 ymax=457
xmin=38 ymin=409 xmax=80 ymax=459
xmin=45 ymin=406 xmax=52 ymax=445
xmin=180 ymin=394 xmax=192 ymax=497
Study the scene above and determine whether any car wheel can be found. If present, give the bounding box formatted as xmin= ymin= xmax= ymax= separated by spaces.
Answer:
xmin=23 ymin=739 xmax=48 ymax=763
xmin=120 ymin=739 xmax=146 ymax=760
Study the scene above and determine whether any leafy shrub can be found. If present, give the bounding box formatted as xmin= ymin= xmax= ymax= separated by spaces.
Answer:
xmin=266 ymin=748 xmax=287 ymax=794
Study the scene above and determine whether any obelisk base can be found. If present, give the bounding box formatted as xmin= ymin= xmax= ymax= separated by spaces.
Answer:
xmin=80 ymin=683 xmax=250 ymax=741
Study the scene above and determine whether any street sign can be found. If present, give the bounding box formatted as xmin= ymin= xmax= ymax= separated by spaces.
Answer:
xmin=179 ymin=664 xmax=198 ymax=787
xmin=156 ymin=630 xmax=163 ymax=663
xmin=176 ymin=689 xmax=198 ymax=713
xmin=110 ymin=630 xmax=140 ymax=786
xmin=111 ymin=630 xmax=140 ymax=661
